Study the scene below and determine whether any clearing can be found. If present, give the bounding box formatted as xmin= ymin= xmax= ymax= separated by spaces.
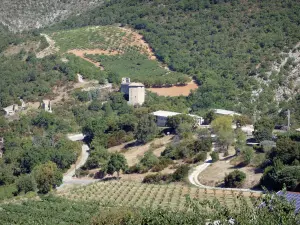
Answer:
xmin=147 ymin=80 xmax=199 ymax=96
xmin=199 ymin=149 xmax=263 ymax=189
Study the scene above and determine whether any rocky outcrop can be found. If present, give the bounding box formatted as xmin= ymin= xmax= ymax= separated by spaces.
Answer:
xmin=0 ymin=0 xmax=104 ymax=32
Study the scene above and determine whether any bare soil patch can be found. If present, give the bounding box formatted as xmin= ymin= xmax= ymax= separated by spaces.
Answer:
xmin=199 ymin=150 xmax=262 ymax=189
xmin=147 ymin=81 xmax=199 ymax=97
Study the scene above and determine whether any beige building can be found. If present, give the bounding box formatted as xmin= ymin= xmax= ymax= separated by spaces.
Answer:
xmin=121 ymin=78 xmax=145 ymax=106
xmin=42 ymin=100 xmax=52 ymax=113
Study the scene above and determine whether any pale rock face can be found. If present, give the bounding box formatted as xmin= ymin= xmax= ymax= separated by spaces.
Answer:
xmin=0 ymin=0 xmax=104 ymax=32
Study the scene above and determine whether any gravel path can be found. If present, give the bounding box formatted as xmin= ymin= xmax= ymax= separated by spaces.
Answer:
xmin=58 ymin=134 xmax=95 ymax=189
xmin=188 ymin=143 xmax=263 ymax=193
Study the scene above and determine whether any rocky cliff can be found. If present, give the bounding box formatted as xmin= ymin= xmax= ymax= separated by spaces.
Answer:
xmin=0 ymin=0 xmax=103 ymax=32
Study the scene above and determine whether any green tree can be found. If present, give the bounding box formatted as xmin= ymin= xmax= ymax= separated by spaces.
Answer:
xmin=140 ymin=151 xmax=159 ymax=169
xmin=253 ymin=117 xmax=274 ymax=142
xmin=107 ymin=153 xmax=128 ymax=177
xmin=241 ymin=147 xmax=254 ymax=165
xmin=172 ymin=164 xmax=189 ymax=181
xmin=33 ymin=161 xmax=62 ymax=194
xmin=211 ymin=116 xmax=234 ymax=150
xmin=224 ymin=170 xmax=246 ymax=188
xmin=210 ymin=151 xmax=219 ymax=163
xmin=167 ymin=114 xmax=194 ymax=130
xmin=135 ymin=115 xmax=158 ymax=144
xmin=15 ymin=174 xmax=37 ymax=194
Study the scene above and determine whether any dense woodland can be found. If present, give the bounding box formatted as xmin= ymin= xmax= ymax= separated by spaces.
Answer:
xmin=50 ymin=0 xmax=300 ymax=116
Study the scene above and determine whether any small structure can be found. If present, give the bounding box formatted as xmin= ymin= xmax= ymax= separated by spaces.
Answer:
xmin=120 ymin=77 xmax=145 ymax=106
xmin=296 ymin=128 xmax=300 ymax=132
xmin=0 ymin=137 xmax=4 ymax=158
xmin=3 ymin=104 xmax=19 ymax=116
xmin=42 ymin=100 xmax=52 ymax=113
xmin=151 ymin=110 xmax=204 ymax=127
xmin=214 ymin=109 xmax=241 ymax=117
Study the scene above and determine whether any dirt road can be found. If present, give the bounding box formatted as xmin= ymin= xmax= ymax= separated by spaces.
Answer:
xmin=58 ymin=134 xmax=94 ymax=188
xmin=36 ymin=33 xmax=58 ymax=58
xmin=188 ymin=143 xmax=262 ymax=193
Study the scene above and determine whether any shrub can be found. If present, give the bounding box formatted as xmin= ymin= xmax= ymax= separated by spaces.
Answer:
xmin=140 ymin=151 xmax=159 ymax=169
xmin=151 ymin=158 xmax=173 ymax=172
xmin=224 ymin=170 xmax=246 ymax=188
xmin=142 ymin=173 xmax=173 ymax=184
xmin=193 ymin=152 xmax=207 ymax=163
xmin=126 ymin=164 xmax=148 ymax=174
xmin=15 ymin=174 xmax=37 ymax=194
xmin=241 ymin=147 xmax=254 ymax=165
xmin=172 ymin=165 xmax=189 ymax=181
xmin=210 ymin=151 xmax=219 ymax=163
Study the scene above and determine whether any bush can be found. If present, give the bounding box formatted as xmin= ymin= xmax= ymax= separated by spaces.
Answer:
xmin=142 ymin=173 xmax=162 ymax=184
xmin=140 ymin=151 xmax=159 ymax=169
xmin=151 ymin=158 xmax=173 ymax=172
xmin=224 ymin=170 xmax=246 ymax=188
xmin=241 ymin=147 xmax=254 ymax=165
xmin=172 ymin=165 xmax=189 ymax=181
xmin=210 ymin=152 xmax=219 ymax=163
xmin=126 ymin=164 xmax=148 ymax=174
xmin=15 ymin=174 xmax=37 ymax=194
xmin=193 ymin=152 xmax=207 ymax=163
xmin=142 ymin=173 xmax=173 ymax=184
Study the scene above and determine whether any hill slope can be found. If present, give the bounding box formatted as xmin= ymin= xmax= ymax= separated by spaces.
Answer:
xmin=52 ymin=0 xmax=300 ymax=116
xmin=0 ymin=0 xmax=104 ymax=31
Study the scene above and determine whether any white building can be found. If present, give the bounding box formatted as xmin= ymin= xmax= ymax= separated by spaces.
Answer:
xmin=42 ymin=100 xmax=52 ymax=113
xmin=151 ymin=110 xmax=204 ymax=127
xmin=214 ymin=109 xmax=241 ymax=116
xmin=3 ymin=104 xmax=19 ymax=116
xmin=121 ymin=78 xmax=145 ymax=106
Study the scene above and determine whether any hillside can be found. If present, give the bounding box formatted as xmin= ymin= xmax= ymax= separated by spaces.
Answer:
xmin=52 ymin=0 xmax=300 ymax=118
xmin=0 ymin=0 xmax=104 ymax=31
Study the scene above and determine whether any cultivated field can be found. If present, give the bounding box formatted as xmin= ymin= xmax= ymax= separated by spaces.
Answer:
xmin=58 ymin=181 xmax=262 ymax=210
xmin=50 ymin=26 xmax=154 ymax=58
xmin=147 ymin=80 xmax=199 ymax=96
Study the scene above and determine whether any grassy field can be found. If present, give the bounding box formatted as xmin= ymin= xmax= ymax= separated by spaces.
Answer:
xmin=58 ymin=181 xmax=262 ymax=210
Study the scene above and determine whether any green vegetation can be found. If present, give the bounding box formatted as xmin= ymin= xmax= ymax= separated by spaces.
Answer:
xmin=260 ymin=134 xmax=300 ymax=191
xmin=224 ymin=170 xmax=247 ymax=188
xmin=0 ymin=111 xmax=81 ymax=195
xmin=86 ymin=50 xmax=189 ymax=86
xmin=210 ymin=151 xmax=219 ymax=163
xmin=50 ymin=26 xmax=127 ymax=52
xmin=135 ymin=114 xmax=158 ymax=144
xmin=1 ymin=191 xmax=299 ymax=224
xmin=52 ymin=0 xmax=300 ymax=116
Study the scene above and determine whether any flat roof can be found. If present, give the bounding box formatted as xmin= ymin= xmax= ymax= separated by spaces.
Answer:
xmin=128 ymin=82 xmax=144 ymax=87
xmin=214 ymin=109 xmax=241 ymax=116
xmin=151 ymin=110 xmax=203 ymax=119
xmin=152 ymin=110 xmax=181 ymax=117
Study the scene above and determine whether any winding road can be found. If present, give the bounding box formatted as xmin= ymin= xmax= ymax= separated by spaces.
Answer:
xmin=188 ymin=143 xmax=262 ymax=193
xmin=58 ymin=134 xmax=96 ymax=189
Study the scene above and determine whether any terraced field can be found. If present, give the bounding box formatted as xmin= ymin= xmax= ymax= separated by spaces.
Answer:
xmin=58 ymin=181 xmax=262 ymax=210
xmin=50 ymin=26 xmax=154 ymax=57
